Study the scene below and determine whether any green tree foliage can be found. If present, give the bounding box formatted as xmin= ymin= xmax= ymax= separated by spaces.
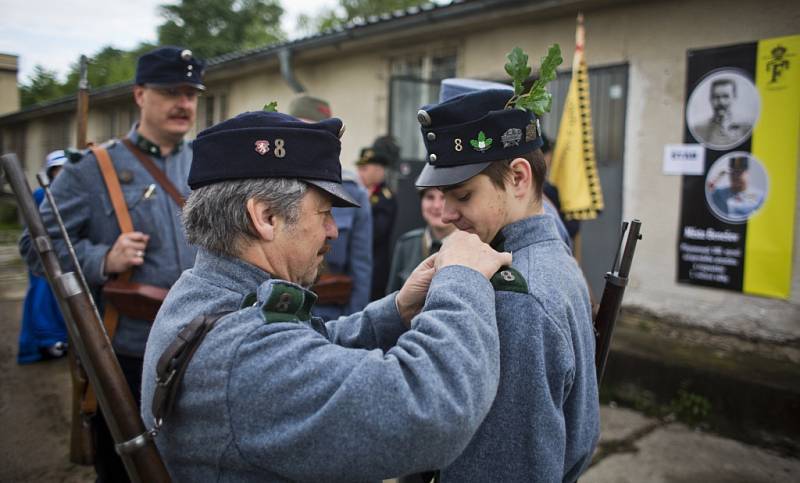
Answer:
xmin=297 ymin=0 xmax=429 ymax=35
xmin=18 ymin=0 xmax=285 ymax=107
xmin=19 ymin=65 xmax=66 ymax=107
xmin=157 ymin=0 xmax=285 ymax=59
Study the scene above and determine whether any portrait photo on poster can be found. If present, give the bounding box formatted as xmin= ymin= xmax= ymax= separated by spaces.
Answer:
xmin=705 ymin=151 xmax=768 ymax=224
xmin=687 ymin=68 xmax=760 ymax=151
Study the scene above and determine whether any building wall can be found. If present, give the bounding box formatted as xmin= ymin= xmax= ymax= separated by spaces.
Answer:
xmin=1 ymin=0 xmax=797 ymax=340
xmin=217 ymin=51 xmax=390 ymax=170
xmin=0 ymin=54 xmax=20 ymax=116
xmin=460 ymin=0 xmax=800 ymax=340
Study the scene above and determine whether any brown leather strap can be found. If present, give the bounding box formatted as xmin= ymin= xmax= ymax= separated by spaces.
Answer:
xmin=121 ymin=138 xmax=185 ymax=208
xmin=94 ymin=146 xmax=134 ymax=234
xmin=152 ymin=313 xmax=229 ymax=424
xmin=84 ymin=145 xmax=133 ymax=415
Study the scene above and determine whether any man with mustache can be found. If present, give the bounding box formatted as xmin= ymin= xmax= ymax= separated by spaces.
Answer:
xmin=140 ymin=110 xmax=513 ymax=481
xmin=413 ymin=86 xmax=599 ymax=481
xmin=20 ymin=46 xmax=204 ymax=482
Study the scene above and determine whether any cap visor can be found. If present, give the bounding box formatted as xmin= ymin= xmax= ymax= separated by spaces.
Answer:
xmin=415 ymin=161 xmax=492 ymax=188
xmin=306 ymin=180 xmax=360 ymax=208
xmin=144 ymin=82 xmax=206 ymax=91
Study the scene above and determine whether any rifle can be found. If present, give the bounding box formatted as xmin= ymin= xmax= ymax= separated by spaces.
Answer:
xmin=594 ymin=219 xmax=642 ymax=384
xmin=76 ymin=55 xmax=89 ymax=149
xmin=2 ymin=153 xmax=171 ymax=482
xmin=67 ymin=54 xmax=94 ymax=465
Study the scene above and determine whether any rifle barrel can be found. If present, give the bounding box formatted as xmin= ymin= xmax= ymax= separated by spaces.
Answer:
xmin=594 ymin=219 xmax=643 ymax=384
xmin=2 ymin=153 xmax=170 ymax=482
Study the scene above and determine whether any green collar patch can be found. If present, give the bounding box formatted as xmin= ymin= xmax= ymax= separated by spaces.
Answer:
xmin=490 ymin=267 xmax=528 ymax=294
xmin=134 ymin=133 xmax=183 ymax=158
xmin=240 ymin=292 xmax=258 ymax=309
xmin=261 ymin=282 xmax=318 ymax=323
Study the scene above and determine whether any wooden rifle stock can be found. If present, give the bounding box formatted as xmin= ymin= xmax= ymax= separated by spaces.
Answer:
xmin=594 ymin=219 xmax=642 ymax=384
xmin=2 ymin=154 xmax=171 ymax=483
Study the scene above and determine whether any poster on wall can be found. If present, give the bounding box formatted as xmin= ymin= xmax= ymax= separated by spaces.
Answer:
xmin=677 ymin=34 xmax=800 ymax=299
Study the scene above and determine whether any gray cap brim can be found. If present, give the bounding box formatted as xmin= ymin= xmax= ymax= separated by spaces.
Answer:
xmin=415 ymin=161 xmax=492 ymax=188
xmin=306 ymin=179 xmax=360 ymax=208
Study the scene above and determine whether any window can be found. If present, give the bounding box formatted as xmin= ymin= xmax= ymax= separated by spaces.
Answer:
xmin=388 ymin=51 xmax=457 ymax=161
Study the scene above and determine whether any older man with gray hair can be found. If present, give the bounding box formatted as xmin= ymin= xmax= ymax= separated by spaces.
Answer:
xmin=141 ymin=110 xmax=512 ymax=481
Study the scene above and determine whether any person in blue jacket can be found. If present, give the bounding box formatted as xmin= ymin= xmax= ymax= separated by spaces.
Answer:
xmin=414 ymin=84 xmax=600 ymax=482
xmin=17 ymin=150 xmax=70 ymax=363
xmin=19 ymin=46 xmax=205 ymax=482
xmin=141 ymin=110 xmax=513 ymax=482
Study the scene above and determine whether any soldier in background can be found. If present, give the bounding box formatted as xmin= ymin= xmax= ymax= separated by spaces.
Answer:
xmin=387 ymin=187 xmax=454 ymax=294
xmin=17 ymin=150 xmax=70 ymax=363
xmin=289 ymin=95 xmax=373 ymax=319
xmin=19 ymin=46 xmax=204 ymax=482
xmin=357 ymin=137 xmax=399 ymax=300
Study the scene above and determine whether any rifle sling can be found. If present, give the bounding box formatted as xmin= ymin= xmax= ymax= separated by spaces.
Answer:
xmin=121 ymin=138 xmax=185 ymax=208
xmin=152 ymin=313 xmax=229 ymax=424
xmin=83 ymin=145 xmax=134 ymax=415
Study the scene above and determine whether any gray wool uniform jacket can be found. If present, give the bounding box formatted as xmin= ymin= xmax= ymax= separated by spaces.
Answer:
xmin=438 ymin=215 xmax=600 ymax=483
xmin=19 ymin=126 xmax=196 ymax=357
xmin=140 ymin=249 xmax=501 ymax=482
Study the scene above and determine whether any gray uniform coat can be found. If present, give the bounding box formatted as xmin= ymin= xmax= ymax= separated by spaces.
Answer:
xmin=19 ymin=126 xmax=196 ymax=356
xmin=439 ymin=215 xmax=600 ymax=483
xmin=140 ymin=249 xmax=501 ymax=482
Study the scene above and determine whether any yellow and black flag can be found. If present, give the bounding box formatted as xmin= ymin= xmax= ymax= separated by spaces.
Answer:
xmin=549 ymin=13 xmax=604 ymax=220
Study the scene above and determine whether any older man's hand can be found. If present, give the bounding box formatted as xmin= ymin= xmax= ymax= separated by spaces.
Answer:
xmin=396 ymin=254 xmax=437 ymax=325
xmin=435 ymin=230 xmax=512 ymax=279
xmin=395 ymin=232 xmax=512 ymax=324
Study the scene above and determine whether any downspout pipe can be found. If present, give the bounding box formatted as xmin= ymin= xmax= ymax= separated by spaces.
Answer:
xmin=278 ymin=48 xmax=305 ymax=93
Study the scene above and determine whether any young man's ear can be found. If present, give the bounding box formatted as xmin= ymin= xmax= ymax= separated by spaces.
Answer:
xmin=508 ymin=158 xmax=534 ymax=198
xmin=246 ymin=198 xmax=277 ymax=241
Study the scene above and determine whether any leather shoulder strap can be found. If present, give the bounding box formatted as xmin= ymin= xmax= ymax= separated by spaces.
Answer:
xmin=82 ymin=145 xmax=133 ymax=416
xmin=93 ymin=145 xmax=134 ymax=234
xmin=121 ymin=138 xmax=185 ymax=208
xmin=151 ymin=312 xmax=229 ymax=424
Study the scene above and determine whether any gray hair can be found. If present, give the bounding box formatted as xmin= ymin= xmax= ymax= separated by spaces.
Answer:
xmin=182 ymin=178 xmax=307 ymax=258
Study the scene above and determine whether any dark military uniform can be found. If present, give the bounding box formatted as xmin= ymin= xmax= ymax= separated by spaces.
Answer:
xmin=368 ymin=181 xmax=397 ymax=298
xmin=356 ymin=141 xmax=399 ymax=300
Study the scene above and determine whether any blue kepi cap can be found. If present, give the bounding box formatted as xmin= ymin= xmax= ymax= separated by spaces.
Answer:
xmin=189 ymin=111 xmax=359 ymax=208
xmin=136 ymin=46 xmax=205 ymax=90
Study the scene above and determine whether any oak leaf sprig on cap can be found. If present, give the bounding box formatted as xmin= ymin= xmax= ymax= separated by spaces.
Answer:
xmin=263 ymin=101 xmax=278 ymax=112
xmin=504 ymin=44 xmax=563 ymax=115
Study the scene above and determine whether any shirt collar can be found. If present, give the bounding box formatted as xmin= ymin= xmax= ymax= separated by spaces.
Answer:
xmin=192 ymin=249 xmax=318 ymax=319
xmin=127 ymin=123 xmax=185 ymax=158
xmin=491 ymin=214 xmax=561 ymax=253
xmin=193 ymin=248 xmax=272 ymax=296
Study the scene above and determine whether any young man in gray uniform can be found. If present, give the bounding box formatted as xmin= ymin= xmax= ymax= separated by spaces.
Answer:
xmin=141 ymin=110 xmax=513 ymax=482
xmin=19 ymin=46 xmax=204 ymax=482
xmin=415 ymin=87 xmax=600 ymax=482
